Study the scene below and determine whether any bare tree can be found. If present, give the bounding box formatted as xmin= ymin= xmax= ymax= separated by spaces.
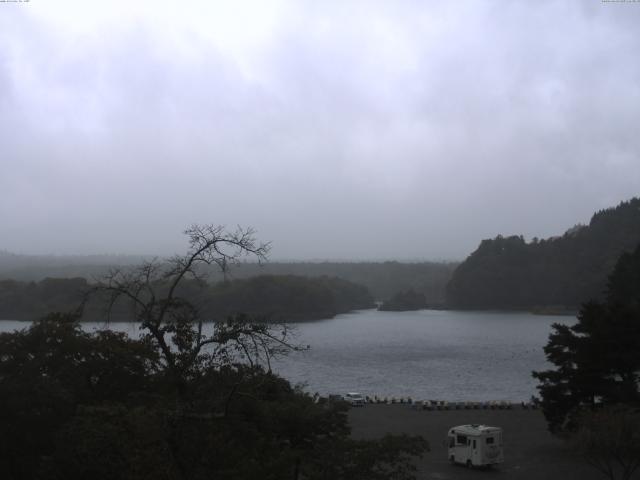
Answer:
xmin=90 ymin=224 xmax=299 ymax=391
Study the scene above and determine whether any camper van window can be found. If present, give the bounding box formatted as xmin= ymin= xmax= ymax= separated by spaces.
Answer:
xmin=486 ymin=437 xmax=495 ymax=445
xmin=456 ymin=435 xmax=467 ymax=445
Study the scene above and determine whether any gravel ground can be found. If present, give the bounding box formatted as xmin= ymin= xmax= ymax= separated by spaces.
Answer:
xmin=348 ymin=404 xmax=609 ymax=480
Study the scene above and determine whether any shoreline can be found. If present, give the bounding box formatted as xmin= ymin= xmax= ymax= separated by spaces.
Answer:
xmin=0 ymin=305 xmax=579 ymax=323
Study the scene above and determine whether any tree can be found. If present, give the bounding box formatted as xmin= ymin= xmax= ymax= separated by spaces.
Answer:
xmin=0 ymin=312 xmax=159 ymax=480
xmin=533 ymin=243 xmax=640 ymax=433
xmin=90 ymin=224 xmax=298 ymax=391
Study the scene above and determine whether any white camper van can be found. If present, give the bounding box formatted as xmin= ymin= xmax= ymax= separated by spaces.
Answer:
xmin=447 ymin=424 xmax=503 ymax=468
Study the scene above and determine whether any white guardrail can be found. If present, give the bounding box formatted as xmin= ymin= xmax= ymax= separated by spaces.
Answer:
xmin=315 ymin=394 xmax=539 ymax=410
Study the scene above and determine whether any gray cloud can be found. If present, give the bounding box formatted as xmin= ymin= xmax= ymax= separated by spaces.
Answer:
xmin=1 ymin=0 xmax=639 ymax=259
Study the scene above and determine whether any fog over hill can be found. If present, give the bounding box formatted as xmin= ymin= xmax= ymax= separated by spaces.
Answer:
xmin=0 ymin=252 xmax=457 ymax=304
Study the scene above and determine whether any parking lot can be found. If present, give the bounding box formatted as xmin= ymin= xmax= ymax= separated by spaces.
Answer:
xmin=349 ymin=404 xmax=607 ymax=480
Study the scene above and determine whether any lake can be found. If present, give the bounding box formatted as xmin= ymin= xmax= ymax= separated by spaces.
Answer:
xmin=0 ymin=309 xmax=571 ymax=402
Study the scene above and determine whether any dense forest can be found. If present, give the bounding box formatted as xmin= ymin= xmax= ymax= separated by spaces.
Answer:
xmin=204 ymin=275 xmax=374 ymax=321
xmin=0 ymin=275 xmax=374 ymax=322
xmin=218 ymin=262 xmax=457 ymax=304
xmin=447 ymin=198 xmax=640 ymax=310
xmin=0 ymin=254 xmax=457 ymax=304
xmin=0 ymin=277 xmax=88 ymax=321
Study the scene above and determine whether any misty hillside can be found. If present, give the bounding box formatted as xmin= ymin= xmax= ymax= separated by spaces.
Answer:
xmin=208 ymin=262 xmax=457 ymax=304
xmin=0 ymin=256 xmax=457 ymax=304
xmin=446 ymin=197 xmax=640 ymax=310
xmin=0 ymin=252 xmax=149 ymax=281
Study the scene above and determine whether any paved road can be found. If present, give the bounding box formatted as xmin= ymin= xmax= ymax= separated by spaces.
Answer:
xmin=349 ymin=405 xmax=612 ymax=480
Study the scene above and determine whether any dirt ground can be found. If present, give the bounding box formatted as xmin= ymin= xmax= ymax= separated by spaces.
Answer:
xmin=348 ymin=404 xmax=610 ymax=480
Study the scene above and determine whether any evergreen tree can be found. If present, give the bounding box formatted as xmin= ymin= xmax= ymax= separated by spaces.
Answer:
xmin=532 ymin=243 xmax=640 ymax=432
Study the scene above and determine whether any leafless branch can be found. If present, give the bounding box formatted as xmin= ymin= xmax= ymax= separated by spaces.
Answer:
xmin=85 ymin=224 xmax=294 ymax=389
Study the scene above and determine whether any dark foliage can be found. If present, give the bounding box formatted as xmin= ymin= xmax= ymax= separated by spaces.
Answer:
xmin=205 ymin=274 xmax=375 ymax=321
xmin=532 ymin=243 xmax=640 ymax=433
xmin=214 ymin=261 xmax=458 ymax=305
xmin=0 ymin=275 xmax=374 ymax=322
xmin=447 ymin=197 xmax=640 ymax=309
xmin=0 ymin=313 xmax=427 ymax=480
xmin=0 ymin=314 xmax=160 ymax=479
xmin=0 ymin=277 xmax=88 ymax=320
xmin=0 ymin=225 xmax=427 ymax=479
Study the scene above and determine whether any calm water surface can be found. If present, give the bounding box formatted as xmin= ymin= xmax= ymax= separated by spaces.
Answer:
xmin=0 ymin=309 xmax=571 ymax=401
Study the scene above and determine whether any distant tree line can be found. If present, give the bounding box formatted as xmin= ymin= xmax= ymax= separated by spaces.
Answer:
xmin=0 ymin=254 xmax=458 ymax=305
xmin=215 ymin=261 xmax=458 ymax=304
xmin=0 ymin=277 xmax=87 ymax=320
xmin=205 ymin=274 xmax=374 ymax=321
xmin=0 ymin=274 xmax=375 ymax=322
xmin=447 ymin=198 xmax=640 ymax=310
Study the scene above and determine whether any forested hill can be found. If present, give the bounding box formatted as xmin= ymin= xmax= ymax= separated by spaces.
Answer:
xmin=203 ymin=275 xmax=374 ymax=321
xmin=0 ymin=275 xmax=374 ymax=322
xmin=217 ymin=262 xmax=457 ymax=304
xmin=446 ymin=198 xmax=640 ymax=310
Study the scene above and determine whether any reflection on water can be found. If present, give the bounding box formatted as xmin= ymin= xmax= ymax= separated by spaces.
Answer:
xmin=0 ymin=309 xmax=572 ymax=401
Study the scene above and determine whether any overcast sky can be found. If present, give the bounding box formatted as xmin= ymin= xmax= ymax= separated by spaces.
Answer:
xmin=1 ymin=1 xmax=639 ymax=260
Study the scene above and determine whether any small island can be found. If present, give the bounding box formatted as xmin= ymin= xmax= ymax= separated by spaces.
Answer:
xmin=378 ymin=289 xmax=427 ymax=311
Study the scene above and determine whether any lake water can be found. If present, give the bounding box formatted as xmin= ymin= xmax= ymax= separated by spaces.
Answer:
xmin=0 ymin=309 xmax=571 ymax=402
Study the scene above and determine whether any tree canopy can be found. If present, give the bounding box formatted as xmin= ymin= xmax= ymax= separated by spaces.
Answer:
xmin=205 ymin=274 xmax=374 ymax=321
xmin=0 ymin=254 xmax=458 ymax=306
xmin=0 ymin=274 xmax=374 ymax=322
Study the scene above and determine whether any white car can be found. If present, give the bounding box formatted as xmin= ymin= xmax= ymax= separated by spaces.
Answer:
xmin=344 ymin=392 xmax=365 ymax=406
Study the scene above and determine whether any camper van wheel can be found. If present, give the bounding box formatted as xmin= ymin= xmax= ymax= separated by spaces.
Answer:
xmin=466 ymin=460 xmax=472 ymax=469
